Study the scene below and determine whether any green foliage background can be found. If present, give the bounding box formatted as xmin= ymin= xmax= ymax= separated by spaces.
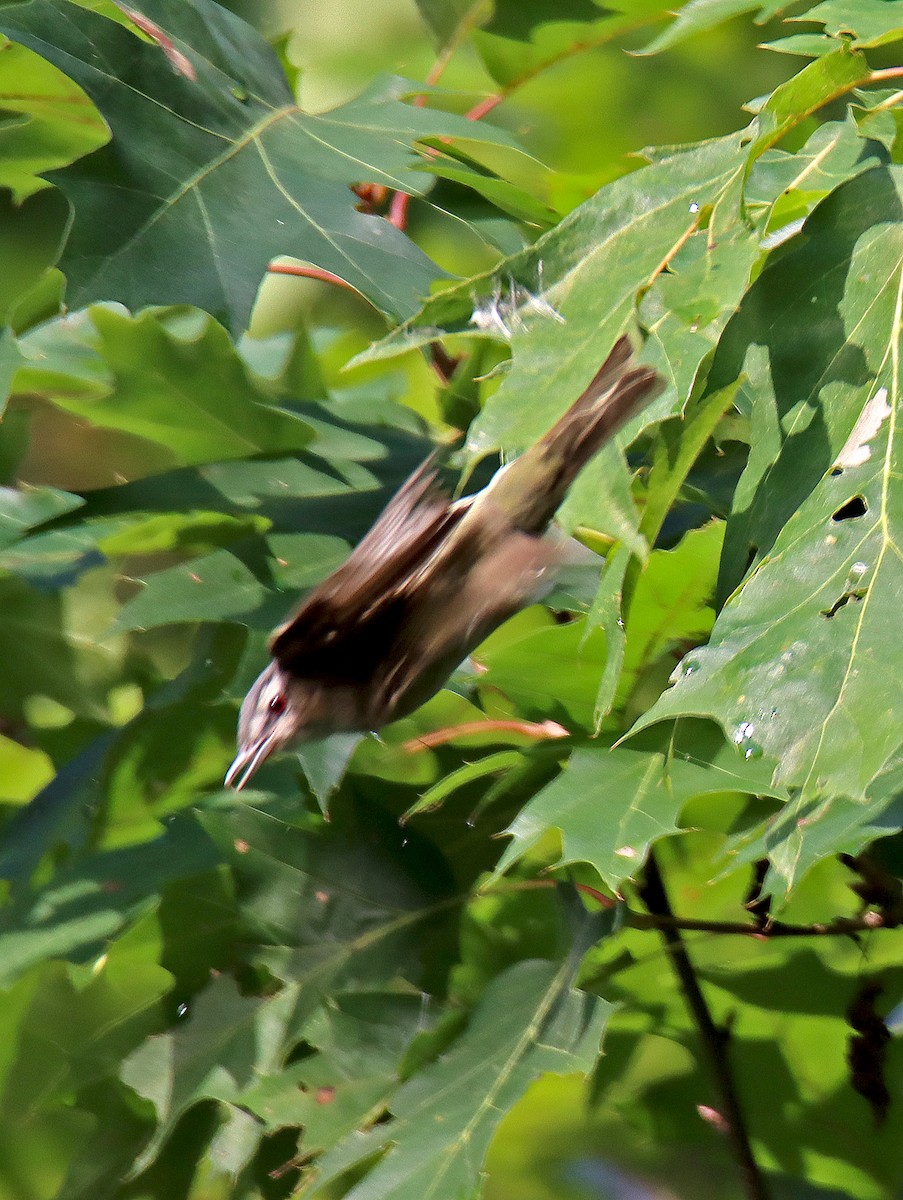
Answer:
xmin=1 ymin=2 xmax=903 ymax=1198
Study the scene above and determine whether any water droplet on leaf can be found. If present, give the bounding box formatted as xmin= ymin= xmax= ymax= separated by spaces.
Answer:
xmin=733 ymin=721 xmax=762 ymax=759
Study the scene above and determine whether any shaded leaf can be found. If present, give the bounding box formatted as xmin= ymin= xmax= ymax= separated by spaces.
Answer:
xmin=0 ymin=185 xmax=68 ymax=328
xmin=307 ymin=932 xmax=613 ymax=1200
xmin=0 ymin=813 xmax=221 ymax=986
xmin=0 ymin=0 xmax=530 ymax=329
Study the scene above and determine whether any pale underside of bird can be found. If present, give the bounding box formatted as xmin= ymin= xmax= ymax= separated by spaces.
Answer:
xmin=225 ymin=337 xmax=662 ymax=789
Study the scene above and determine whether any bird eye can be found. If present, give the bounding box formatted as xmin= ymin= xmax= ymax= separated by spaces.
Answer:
xmin=268 ymin=693 xmax=287 ymax=715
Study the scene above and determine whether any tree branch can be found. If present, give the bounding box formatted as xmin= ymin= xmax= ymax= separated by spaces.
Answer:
xmin=638 ymin=852 xmax=770 ymax=1200
xmin=627 ymin=909 xmax=887 ymax=938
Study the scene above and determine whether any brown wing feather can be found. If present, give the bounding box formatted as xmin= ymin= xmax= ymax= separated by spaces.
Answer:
xmin=269 ymin=457 xmax=465 ymax=683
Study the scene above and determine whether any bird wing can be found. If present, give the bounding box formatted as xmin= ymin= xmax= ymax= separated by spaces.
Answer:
xmin=269 ymin=456 xmax=465 ymax=684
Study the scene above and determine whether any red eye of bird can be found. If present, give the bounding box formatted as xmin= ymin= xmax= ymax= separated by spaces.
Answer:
xmin=268 ymin=693 xmax=286 ymax=715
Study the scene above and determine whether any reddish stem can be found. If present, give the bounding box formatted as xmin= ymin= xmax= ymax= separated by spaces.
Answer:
xmin=464 ymin=93 xmax=504 ymax=122
xmin=267 ymin=261 xmax=357 ymax=293
xmin=402 ymin=718 xmax=569 ymax=753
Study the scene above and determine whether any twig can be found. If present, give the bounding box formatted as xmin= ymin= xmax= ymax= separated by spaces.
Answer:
xmin=267 ymin=261 xmax=358 ymax=293
xmin=402 ymin=718 xmax=569 ymax=753
xmin=627 ymin=910 xmax=886 ymax=938
xmin=639 ymin=852 xmax=769 ymax=1200
xmin=478 ymin=878 xmax=889 ymax=938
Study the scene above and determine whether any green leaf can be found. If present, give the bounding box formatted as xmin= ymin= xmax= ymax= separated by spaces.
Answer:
xmin=640 ymin=0 xmax=787 ymax=55
xmin=745 ymin=44 xmax=870 ymax=173
xmin=801 ymin=0 xmax=903 ymax=49
xmin=0 ymin=733 xmax=54 ymax=803
xmin=403 ymin=749 xmax=524 ymax=819
xmin=476 ymin=607 xmax=608 ymax=730
xmin=361 ymin=133 xmax=756 ymax=555
xmin=0 ymin=814 xmax=221 ymax=986
xmin=495 ymin=720 xmax=785 ymax=888
xmin=0 ymin=185 xmax=68 ymax=327
xmin=473 ymin=0 xmax=643 ymax=89
xmin=725 ymin=750 xmax=903 ymax=895
xmin=113 ymin=531 xmax=348 ymax=632
xmin=0 ymin=38 xmax=108 ymax=199
xmin=620 ymin=521 xmax=725 ymax=708
xmin=712 ymin=166 xmax=901 ymax=592
xmin=15 ymin=306 xmax=315 ymax=469
xmin=0 ymin=572 xmax=120 ymax=719
xmin=362 ymin=135 xmax=743 ymax=425
xmin=120 ymin=974 xmax=306 ymax=1175
xmin=237 ymin=991 xmax=431 ymax=1152
xmin=0 ymin=0 xmax=530 ymax=330
xmin=414 ymin=0 xmax=488 ymax=48
xmin=0 ymin=481 xmax=84 ymax=550
xmin=113 ymin=550 xmax=268 ymax=632
xmin=634 ymin=165 xmax=903 ymax=810
xmin=636 ymin=379 xmax=903 ymax=799
xmin=587 ymin=541 xmax=631 ymax=723
xmin=748 ymin=116 xmax=886 ymax=228
xmin=307 ymin=937 xmax=613 ymax=1200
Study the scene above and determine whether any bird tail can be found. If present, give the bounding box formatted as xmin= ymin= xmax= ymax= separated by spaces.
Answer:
xmin=485 ymin=336 xmax=663 ymax=532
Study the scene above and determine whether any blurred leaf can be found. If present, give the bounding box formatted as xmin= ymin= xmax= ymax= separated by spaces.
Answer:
xmin=801 ymin=0 xmax=903 ymax=49
xmin=641 ymin=0 xmax=788 ymax=54
xmin=414 ymin=0 xmax=488 ymax=48
xmin=0 ymin=572 xmax=119 ymax=719
xmin=0 ymin=733 xmax=54 ymax=803
xmin=113 ymin=530 xmax=348 ymax=632
xmin=0 ymin=813 xmax=221 ymax=986
xmin=0 ymin=38 xmax=108 ymax=200
xmin=0 ymin=186 xmax=67 ymax=328
xmin=473 ymin=1 xmax=624 ymax=88
xmin=0 ymin=481 xmax=84 ymax=551
xmin=15 ymin=306 xmax=315 ymax=468
xmin=113 ymin=550 xmax=269 ymax=632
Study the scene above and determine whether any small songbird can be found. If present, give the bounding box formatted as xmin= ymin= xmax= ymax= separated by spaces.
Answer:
xmin=225 ymin=337 xmax=661 ymax=789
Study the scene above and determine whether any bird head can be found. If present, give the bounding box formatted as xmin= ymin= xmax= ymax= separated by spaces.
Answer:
xmin=224 ymin=661 xmax=312 ymax=790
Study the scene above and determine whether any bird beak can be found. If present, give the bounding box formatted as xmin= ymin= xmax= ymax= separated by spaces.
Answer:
xmin=224 ymin=735 xmax=275 ymax=790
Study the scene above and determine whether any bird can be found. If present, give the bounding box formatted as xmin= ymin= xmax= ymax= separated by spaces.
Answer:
xmin=225 ymin=336 xmax=662 ymax=789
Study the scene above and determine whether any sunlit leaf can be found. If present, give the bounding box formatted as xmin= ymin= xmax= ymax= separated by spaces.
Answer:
xmin=495 ymin=720 xmax=785 ymax=888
